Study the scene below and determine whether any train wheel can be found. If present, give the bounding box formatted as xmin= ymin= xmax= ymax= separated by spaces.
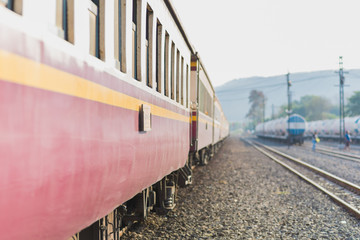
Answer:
xmin=200 ymin=149 xmax=209 ymax=165
xmin=122 ymin=187 xmax=156 ymax=223
xmin=155 ymin=173 xmax=178 ymax=214
xmin=78 ymin=206 xmax=125 ymax=240
xmin=135 ymin=187 xmax=156 ymax=220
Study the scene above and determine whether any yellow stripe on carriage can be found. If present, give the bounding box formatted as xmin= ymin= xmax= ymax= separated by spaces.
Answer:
xmin=0 ymin=50 xmax=190 ymax=123
xmin=192 ymin=113 xmax=214 ymax=126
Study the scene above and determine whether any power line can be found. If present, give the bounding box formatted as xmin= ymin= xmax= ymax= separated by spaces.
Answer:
xmin=219 ymin=96 xmax=249 ymax=102
xmin=217 ymin=71 xmax=350 ymax=102
xmin=218 ymin=85 xmax=283 ymax=101
xmin=216 ymin=82 xmax=285 ymax=94
xmin=216 ymin=75 xmax=335 ymax=94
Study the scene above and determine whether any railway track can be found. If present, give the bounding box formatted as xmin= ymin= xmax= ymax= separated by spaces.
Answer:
xmin=244 ymin=138 xmax=360 ymax=219
xmin=302 ymin=142 xmax=360 ymax=160
xmin=312 ymin=147 xmax=360 ymax=163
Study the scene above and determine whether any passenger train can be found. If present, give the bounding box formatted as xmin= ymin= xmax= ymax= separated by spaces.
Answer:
xmin=255 ymin=114 xmax=307 ymax=145
xmin=0 ymin=1 xmax=229 ymax=239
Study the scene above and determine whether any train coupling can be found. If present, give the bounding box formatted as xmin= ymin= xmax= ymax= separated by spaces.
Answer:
xmin=178 ymin=164 xmax=193 ymax=187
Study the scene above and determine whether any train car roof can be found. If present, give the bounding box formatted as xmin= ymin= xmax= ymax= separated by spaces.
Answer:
xmin=164 ymin=0 xmax=195 ymax=55
xmin=165 ymin=0 xmax=216 ymax=94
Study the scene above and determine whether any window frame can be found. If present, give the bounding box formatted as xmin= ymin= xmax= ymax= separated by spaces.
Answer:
xmin=186 ymin=64 xmax=189 ymax=108
xmin=56 ymin=0 xmax=74 ymax=44
xmin=132 ymin=0 xmax=141 ymax=81
xmin=181 ymin=56 xmax=184 ymax=105
xmin=155 ymin=20 xmax=163 ymax=93
xmin=145 ymin=5 xmax=154 ymax=88
xmin=89 ymin=0 xmax=105 ymax=61
xmin=170 ymin=41 xmax=175 ymax=100
xmin=1 ymin=0 xmax=22 ymax=15
xmin=164 ymin=31 xmax=169 ymax=97
xmin=176 ymin=49 xmax=180 ymax=103
xmin=114 ymin=0 xmax=126 ymax=72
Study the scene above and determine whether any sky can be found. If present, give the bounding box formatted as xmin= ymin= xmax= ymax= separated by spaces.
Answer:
xmin=171 ymin=0 xmax=360 ymax=87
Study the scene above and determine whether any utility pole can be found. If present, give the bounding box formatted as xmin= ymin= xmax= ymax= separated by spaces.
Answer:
xmin=262 ymin=97 xmax=265 ymax=133
xmin=287 ymin=73 xmax=292 ymax=116
xmin=286 ymin=73 xmax=292 ymax=146
xmin=335 ymin=56 xmax=348 ymax=145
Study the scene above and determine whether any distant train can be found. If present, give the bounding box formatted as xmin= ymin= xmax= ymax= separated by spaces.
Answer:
xmin=0 ymin=1 xmax=229 ymax=240
xmin=255 ymin=114 xmax=307 ymax=145
xmin=306 ymin=116 xmax=360 ymax=142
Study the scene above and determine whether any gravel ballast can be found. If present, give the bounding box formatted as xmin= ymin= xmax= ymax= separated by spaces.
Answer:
xmin=259 ymin=138 xmax=360 ymax=186
xmin=122 ymin=136 xmax=360 ymax=239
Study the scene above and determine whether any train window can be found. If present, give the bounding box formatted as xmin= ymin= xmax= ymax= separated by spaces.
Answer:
xmin=199 ymin=81 xmax=213 ymax=116
xmin=199 ymin=81 xmax=205 ymax=114
xmin=209 ymin=93 xmax=213 ymax=116
xmin=132 ymin=0 xmax=141 ymax=81
xmin=176 ymin=50 xmax=180 ymax=103
xmin=186 ymin=64 xmax=189 ymax=107
xmin=89 ymin=0 xmax=105 ymax=60
xmin=209 ymin=94 xmax=213 ymax=116
xmin=114 ymin=0 xmax=126 ymax=72
xmin=155 ymin=20 xmax=162 ymax=93
xmin=146 ymin=5 xmax=153 ymax=88
xmin=181 ymin=57 xmax=184 ymax=105
xmin=56 ymin=0 xmax=74 ymax=44
xmin=170 ymin=42 xmax=175 ymax=100
xmin=1 ymin=0 xmax=22 ymax=15
xmin=89 ymin=2 xmax=97 ymax=57
xmin=164 ymin=31 xmax=169 ymax=97
xmin=132 ymin=0 xmax=136 ymax=24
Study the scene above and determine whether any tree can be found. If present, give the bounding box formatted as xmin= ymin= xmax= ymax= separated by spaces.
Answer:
xmin=246 ymin=90 xmax=266 ymax=128
xmin=276 ymin=95 xmax=335 ymax=121
xmin=300 ymin=95 xmax=333 ymax=120
xmin=346 ymin=91 xmax=360 ymax=116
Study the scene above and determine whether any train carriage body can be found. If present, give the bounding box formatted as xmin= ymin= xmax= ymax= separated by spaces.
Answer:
xmin=189 ymin=55 xmax=226 ymax=164
xmin=256 ymin=114 xmax=306 ymax=144
xmin=355 ymin=117 xmax=360 ymax=137
xmin=0 ymin=0 xmax=229 ymax=239
xmin=221 ymin=112 xmax=230 ymax=140
xmin=213 ymin=98 xmax=222 ymax=144
xmin=191 ymin=58 xmax=214 ymax=150
xmin=287 ymin=114 xmax=306 ymax=136
xmin=305 ymin=116 xmax=360 ymax=141
xmin=214 ymin=97 xmax=229 ymax=143
xmin=346 ymin=117 xmax=359 ymax=137
xmin=0 ymin=0 xmax=211 ymax=239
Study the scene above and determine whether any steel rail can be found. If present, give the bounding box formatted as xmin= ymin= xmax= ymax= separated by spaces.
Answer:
xmin=303 ymin=142 xmax=360 ymax=161
xmin=243 ymin=139 xmax=360 ymax=219
xmin=317 ymin=146 xmax=360 ymax=158
xmin=315 ymin=147 xmax=360 ymax=163
xmin=253 ymin=141 xmax=360 ymax=195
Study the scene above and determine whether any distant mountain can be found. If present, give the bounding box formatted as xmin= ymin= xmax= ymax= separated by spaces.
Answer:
xmin=215 ymin=69 xmax=360 ymax=122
